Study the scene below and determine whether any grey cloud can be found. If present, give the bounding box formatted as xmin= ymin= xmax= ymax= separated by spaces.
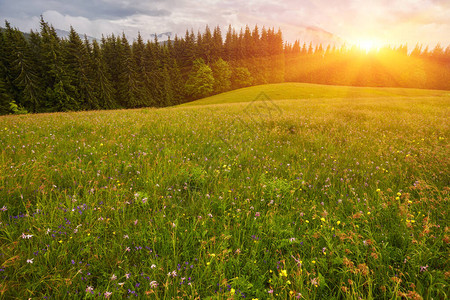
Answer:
xmin=0 ymin=0 xmax=171 ymax=20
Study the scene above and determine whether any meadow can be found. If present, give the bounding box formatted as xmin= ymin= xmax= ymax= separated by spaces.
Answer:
xmin=0 ymin=83 xmax=449 ymax=299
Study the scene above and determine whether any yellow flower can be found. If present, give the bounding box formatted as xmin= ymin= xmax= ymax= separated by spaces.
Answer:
xmin=280 ymin=269 xmax=288 ymax=277
xmin=230 ymin=288 xmax=235 ymax=295
xmin=337 ymin=221 xmax=341 ymax=225
xmin=287 ymin=280 xmax=291 ymax=284
xmin=320 ymin=217 xmax=326 ymax=222
xmin=367 ymin=212 xmax=371 ymax=215
xmin=312 ymin=260 xmax=316 ymax=264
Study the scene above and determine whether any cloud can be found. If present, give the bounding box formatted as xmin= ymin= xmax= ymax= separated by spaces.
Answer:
xmin=0 ymin=0 xmax=448 ymax=46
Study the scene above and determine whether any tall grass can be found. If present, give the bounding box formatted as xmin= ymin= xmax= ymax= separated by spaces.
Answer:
xmin=0 ymin=87 xmax=449 ymax=299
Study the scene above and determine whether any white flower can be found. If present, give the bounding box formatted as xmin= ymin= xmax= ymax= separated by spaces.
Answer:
xmin=86 ymin=286 xmax=94 ymax=293
xmin=151 ymin=264 xmax=156 ymax=269
xmin=110 ymin=274 xmax=117 ymax=281
xmin=21 ymin=233 xmax=33 ymax=239
xmin=27 ymin=258 xmax=34 ymax=264
xmin=150 ymin=281 xmax=158 ymax=288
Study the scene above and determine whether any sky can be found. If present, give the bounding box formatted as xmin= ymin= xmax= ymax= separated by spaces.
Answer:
xmin=0 ymin=0 xmax=449 ymax=48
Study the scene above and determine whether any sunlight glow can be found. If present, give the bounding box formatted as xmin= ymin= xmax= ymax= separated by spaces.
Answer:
xmin=358 ymin=39 xmax=375 ymax=52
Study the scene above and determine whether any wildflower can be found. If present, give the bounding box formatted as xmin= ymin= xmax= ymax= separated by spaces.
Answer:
xmin=123 ymin=234 xmax=129 ymax=239
xmin=268 ymin=289 xmax=274 ymax=294
xmin=118 ymin=282 xmax=125 ymax=286
xmin=27 ymin=258 xmax=34 ymax=264
xmin=111 ymin=274 xmax=117 ymax=281
xmin=151 ymin=264 xmax=156 ymax=269
xmin=280 ymin=269 xmax=288 ymax=277
xmin=255 ymin=212 xmax=260 ymax=217
xmin=0 ymin=206 xmax=7 ymax=211
xmin=134 ymin=219 xmax=138 ymax=225
xmin=86 ymin=286 xmax=94 ymax=293
xmin=21 ymin=233 xmax=33 ymax=239
xmin=150 ymin=281 xmax=158 ymax=288
xmin=420 ymin=265 xmax=428 ymax=272
xmin=230 ymin=288 xmax=235 ymax=295
xmin=126 ymin=247 xmax=131 ymax=252
xmin=289 ymin=237 xmax=296 ymax=242
xmin=125 ymin=273 xmax=131 ymax=279
xmin=104 ymin=291 xmax=112 ymax=298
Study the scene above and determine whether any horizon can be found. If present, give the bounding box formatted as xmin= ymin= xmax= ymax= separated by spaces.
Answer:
xmin=0 ymin=0 xmax=449 ymax=48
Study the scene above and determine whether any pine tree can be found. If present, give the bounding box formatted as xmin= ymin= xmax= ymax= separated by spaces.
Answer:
xmin=64 ymin=27 xmax=96 ymax=109
xmin=91 ymin=40 xmax=115 ymax=109
xmin=0 ymin=76 xmax=13 ymax=114
xmin=39 ymin=17 xmax=77 ymax=111
xmin=117 ymin=33 xmax=143 ymax=108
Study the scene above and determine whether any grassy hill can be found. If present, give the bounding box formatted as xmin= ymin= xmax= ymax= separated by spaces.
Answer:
xmin=0 ymin=84 xmax=449 ymax=299
xmin=183 ymin=82 xmax=449 ymax=106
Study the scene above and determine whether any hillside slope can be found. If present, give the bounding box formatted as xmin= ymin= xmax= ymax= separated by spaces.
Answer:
xmin=182 ymin=82 xmax=449 ymax=106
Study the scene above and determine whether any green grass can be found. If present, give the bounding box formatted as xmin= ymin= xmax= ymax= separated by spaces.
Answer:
xmin=0 ymin=83 xmax=449 ymax=299
xmin=182 ymin=82 xmax=450 ymax=106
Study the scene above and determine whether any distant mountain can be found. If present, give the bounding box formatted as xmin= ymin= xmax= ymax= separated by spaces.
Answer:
xmin=55 ymin=29 xmax=98 ymax=43
xmin=295 ymin=25 xmax=345 ymax=46
xmin=149 ymin=32 xmax=172 ymax=41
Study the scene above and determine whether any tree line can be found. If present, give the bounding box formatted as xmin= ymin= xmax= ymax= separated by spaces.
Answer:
xmin=1 ymin=18 xmax=449 ymax=114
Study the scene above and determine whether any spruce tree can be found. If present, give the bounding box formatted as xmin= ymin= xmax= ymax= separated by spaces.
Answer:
xmin=91 ymin=40 xmax=116 ymax=109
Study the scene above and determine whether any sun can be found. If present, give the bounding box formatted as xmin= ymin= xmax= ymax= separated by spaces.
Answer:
xmin=359 ymin=39 xmax=375 ymax=52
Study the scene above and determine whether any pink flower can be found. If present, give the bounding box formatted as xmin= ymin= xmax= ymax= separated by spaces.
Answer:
xmin=86 ymin=286 xmax=94 ymax=293
xmin=255 ymin=212 xmax=260 ymax=217
xmin=104 ymin=291 xmax=112 ymax=298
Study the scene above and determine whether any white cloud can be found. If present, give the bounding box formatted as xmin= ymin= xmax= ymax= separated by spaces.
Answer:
xmin=0 ymin=0 xmax=448 ymax=46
